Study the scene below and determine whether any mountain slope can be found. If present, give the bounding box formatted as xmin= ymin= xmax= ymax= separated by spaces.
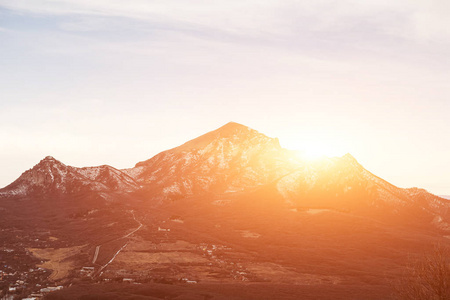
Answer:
xmin=1 ymin=122 xmax=450 ymax=300
xmin=121 ymin=122 xmax=449 ymax=230
xmin=0 ymin=156 xmax=139 ymax=199
xmin=275 ymin=153 xmax=450 ymax=228
xmin=1 ymin=122 xmax=448 ymax=229
xmin=130 ymin=122 xmax=299 ymax=199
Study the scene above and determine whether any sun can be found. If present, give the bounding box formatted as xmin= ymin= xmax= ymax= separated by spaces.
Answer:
xmin=282 ymin=138 xmax=346 ymax=161
xmin=298 ymin=144 xmax=330 ymax=161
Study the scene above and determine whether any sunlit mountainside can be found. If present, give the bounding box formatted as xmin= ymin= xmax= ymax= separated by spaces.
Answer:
xmin=1 ymin=122 xmax=449 ymax=299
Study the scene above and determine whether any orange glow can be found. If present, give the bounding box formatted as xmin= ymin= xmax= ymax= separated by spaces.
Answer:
xmin=284 ymin=139 xmax=346 ymax=161
xmin=295 ymin=148 xmax=328 ymax=161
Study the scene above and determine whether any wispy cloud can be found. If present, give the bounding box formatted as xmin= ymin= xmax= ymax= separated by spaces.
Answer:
xmin=3 ymin=0 xmax=450 ymax=41
xmin=3 ymin=0 xmax=450 ymax=66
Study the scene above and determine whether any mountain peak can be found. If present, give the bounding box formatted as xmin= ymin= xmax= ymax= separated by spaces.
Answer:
xmin=1 ymin=156 xmax=140 ymax=197
xmin=35 ymin=156 xmax=66 ymax=169
xmin=170 ymin=122 xmax=268 ymax=153
xmin=133 ymin=122 xmax=285 ymax=195
xmin=209 ymin=121 xmax=256 ymax=138
xmin=0 ymin=156 xmax=71 ymax=196
xmin=41 ymin=156 xmax=59 ymax=163
xmin=342 ymin=153 xmax=357 ymax=162
xmin=342 ymin=153 xmax=356 ymax=161
xmin=219 ymin=121 xmax=250 ymax=131
xmin=339 ymin=153 xmax=363 ymax=170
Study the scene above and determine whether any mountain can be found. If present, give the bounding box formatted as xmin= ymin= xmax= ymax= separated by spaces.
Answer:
xmin=277 ymin=154 xmax=450 ymax=221
xmin=116 ymin=122 xmax=449 ymax=230
xmin=1 ymin=122 xmax=449 ymax=229
xmin=1 ymin=122 xmax=450 ymax=300
xmin=0 ymin=156 xmax=139 ymax=199
xmin=128 ymin=122 xmax=298 ymax=200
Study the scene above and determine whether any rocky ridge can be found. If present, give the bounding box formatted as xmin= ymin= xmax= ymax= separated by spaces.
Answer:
xmin=1 ymin=122 xmax=449 ymax=230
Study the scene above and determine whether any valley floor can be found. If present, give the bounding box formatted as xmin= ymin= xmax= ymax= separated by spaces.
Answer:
xmin=44 ymin=282 xmax=393 ymax=300
xmin=1 ymin=193 xmax=449 ymax=300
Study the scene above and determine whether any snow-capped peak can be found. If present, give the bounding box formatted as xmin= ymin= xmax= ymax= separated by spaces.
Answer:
xmin=131 ymin=122 xmax=292 ymax=198
xmin=43 ymin=155 xmax=57 ymax=161
xmin=0 ymin=156 xmax=139 ymax=197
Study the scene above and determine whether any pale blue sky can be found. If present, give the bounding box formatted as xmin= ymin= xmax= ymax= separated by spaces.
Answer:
xmin=1 ymin=1 xmax=450 ymax=194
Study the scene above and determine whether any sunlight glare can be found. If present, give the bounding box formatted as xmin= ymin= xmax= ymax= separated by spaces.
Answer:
xmin=282 ymin=137 xmax=347 ymax=161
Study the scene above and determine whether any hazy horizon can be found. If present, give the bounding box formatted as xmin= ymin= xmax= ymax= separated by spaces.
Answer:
xmin=1 ymin=1 xmax=450 ymax=194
